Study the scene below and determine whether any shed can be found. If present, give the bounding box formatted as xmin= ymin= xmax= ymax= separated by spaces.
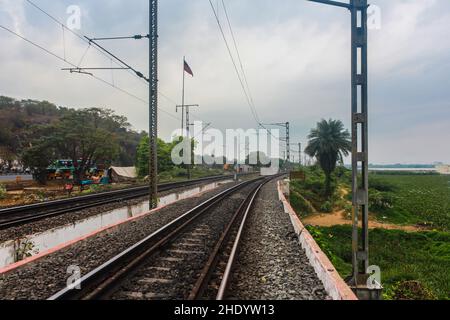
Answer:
xmin=109 ymin=167 xmax=137 ymax=183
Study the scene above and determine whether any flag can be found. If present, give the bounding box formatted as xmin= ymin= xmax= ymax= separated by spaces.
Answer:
xmin=184 ymin=60 xmax=194 ymax=77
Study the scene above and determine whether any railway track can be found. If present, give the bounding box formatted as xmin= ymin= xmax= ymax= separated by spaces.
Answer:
xmin=48 ymin=175 xmax=283 ymax=300
xmin=0 ymin=174 xmax=252 ymax=229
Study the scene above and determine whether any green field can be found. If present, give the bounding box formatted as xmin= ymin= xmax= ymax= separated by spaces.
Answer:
xmin=369 ymin=174 xmax=450 ymax=231
xmin=291 ymin=170 xmax=450 ymax=300
xmin=308 ymin=225 xmax=450 ymax=300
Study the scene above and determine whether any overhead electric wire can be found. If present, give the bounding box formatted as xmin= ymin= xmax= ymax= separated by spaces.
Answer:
xmin=221 ymin=0 xmax=258 ymax=122
xmin=207 ymin=0 xmax=256 ymax=121
xmin=207 ymin=0 xmax=279 ymax=141
xmin=25 ymin=0 xmax=150 ymax=87
xmin=0 ymin=24 xmax=181 ymax=123
xmin=24 ymin=0 xmax=215 ymax=128
xmin=85 ymin=36 xmax=149 ymax=82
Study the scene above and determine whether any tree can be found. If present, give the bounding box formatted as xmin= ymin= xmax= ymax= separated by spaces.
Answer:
xmin=136 ymin=136 xmax=186 ymax=178
xmin=50 ymin=109 xmax=120 ymax=183
xmin=22 ymin=142 xmax=56 ymax=184
xmin=305 ymin=119 xmax=351 ymax=197
xmin=1 ymin=96 xmax=143 ymax=169
xmin=21 ymin=109 xmax=120 ymax=184
xmin=136 ymin=135 xmax=150 ymax=178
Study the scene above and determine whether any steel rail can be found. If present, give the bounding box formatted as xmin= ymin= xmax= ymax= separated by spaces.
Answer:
xmin=0 ymin=174 xmax=254 ymax=229
xmin=216 ymin=178 xmax=273 ymax=300
xmin=188 ymin=176 xmax=273 ymax=300
xmin=48 ymin=177 xmax=264 ymax=300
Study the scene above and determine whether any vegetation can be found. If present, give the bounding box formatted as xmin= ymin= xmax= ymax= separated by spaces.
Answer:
xmin=290 ymin=165 xmax=351 ymax=216
xmin=22 ymin=108 xmax=121 ymax=183
xmin=305 ymin=119 xmax=351 ymax=197
xmin=0 ymin=96 xmax=144 ymax=178
xmin=14 ymin=238 xmax=37 ymax=262
xmin=291 ymin=167 xmax=450 ymax=233
xmin=135 ymin=136 xmax=199 ymax=180
xmin=307 ymin=225 xmax=450 ymax=300
xmin=0 ymin=184 xmax=6 ymax=200
xmin=367 ymin=174 xmax=450 ymax=231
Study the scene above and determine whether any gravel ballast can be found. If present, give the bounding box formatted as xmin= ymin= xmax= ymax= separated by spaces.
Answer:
xmin=0 ymin=181 xmax=233 ymax=243
xmin=227 ymin=179 xmax=331 ymax=300
xmin=0 ymin=181 xmax=240 ymax=300
xmin=111 ymin=183 xmax=258 ymax=300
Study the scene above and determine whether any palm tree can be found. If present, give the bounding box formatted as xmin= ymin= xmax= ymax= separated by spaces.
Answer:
xmin=305 ymin=119 xmax=351 ymax=197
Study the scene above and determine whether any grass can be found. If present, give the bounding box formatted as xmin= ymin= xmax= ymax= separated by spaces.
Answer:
xmin=289 ymin=165 xmax=351 ymax=215
xmin=291 ymin=168 xmax=450 ymax=232
xmin=290 ymin=167 xmax=450 ymax=300
xmin=368 ymin=174 xmax=450 ymax=231
xmin=158 ymin=167 xmax=227 ymax=183
xmin=308 ymin=225 xmax=450 ymax=300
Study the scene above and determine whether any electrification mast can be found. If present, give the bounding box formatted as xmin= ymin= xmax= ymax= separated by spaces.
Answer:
xmin=263 ymin=122 xmax=291 ymax=168
xmin=308 ymin=0 xmax=381 ymax=299
xmin=149 ymin=0 xmax=158 ymax=209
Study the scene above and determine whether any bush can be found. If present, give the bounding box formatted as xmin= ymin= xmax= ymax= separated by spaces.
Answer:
xmin=343 ymin=203 xmax=353 ymax=217
xmin=320 ymin=201 xmax=333 ymax=213
xmin=89 ymin=184 xmax=102 ymax=193
xmin=369 ymin=176 xmax=397 ymax=192
xmin=0 ymin=184 xmax=7 ymax=200
xmin=384 ymin=281 xmax=436 ymax=300
xmin=369 ymin=188 xmax=395 ymax=211
xmin=290 ymin=190 xmax=315 ymax=216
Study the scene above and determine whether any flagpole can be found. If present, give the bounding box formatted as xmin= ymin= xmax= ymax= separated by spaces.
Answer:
xmin=181 ymin=56 xmax=186 ymax=135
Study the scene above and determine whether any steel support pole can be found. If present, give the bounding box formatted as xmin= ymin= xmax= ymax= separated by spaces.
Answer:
xmin=186 ymin=104 xmax=197 ymax=180
xmin=149 ymin=0 xmax=158 ymax=209
xmin=181 ymin=56 xmax=186 ymax=134
xmin=286 ymin=122 xmax=291 ymax=165
xmin=299 ymin=143 xmax=302 ymax=165
xmin=350 ymin=0 xmax=370 ymax=286
xmin=308 ymin=0 xmax=381 ymax=299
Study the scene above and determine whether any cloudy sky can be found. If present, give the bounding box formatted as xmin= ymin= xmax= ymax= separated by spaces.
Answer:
xmin=1 ymin=0 xmax=449 ymax=164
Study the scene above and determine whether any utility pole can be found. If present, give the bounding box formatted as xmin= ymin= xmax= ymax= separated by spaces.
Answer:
xmin=176 ymin=104 xmax=199 ymax=136
xmin=263 ymin=122 xmax=290 ymax=169
xmin=186 ymin=104 xmax=199 ymax=180
xmin=181 ymin=56 xmax=186 ymax=133
xmin=176 ymin=104 xmax=199 ymax=180
xmin=308 ymin=0 xmax=381 ymax=299
xmin=286 ymin=122 xmax=290 ymax=165
xmin=298 ymin=143 xmax=302 ymax=166
xmin=185 ymin=104 xmax=199 ymax=140
xmin=149 ymin=0 xmax=158 ymax=209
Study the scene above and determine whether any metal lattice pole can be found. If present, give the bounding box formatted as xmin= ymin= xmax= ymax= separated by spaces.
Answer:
xmin=286 ymin=122 xmax=290 ymax=164
xmin=308 ymin=0 xmax=380 ymax=299
xmin=350 ymin=0 xmax=370 ymax=286
xmin=149 ymin=0 xmax=158 ymax=209
xmin=299 ymin=143 xmax=302 ymax=165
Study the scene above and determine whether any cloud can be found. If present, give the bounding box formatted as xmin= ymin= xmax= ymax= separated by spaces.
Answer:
xmin=0 ymin=0 xmax=25 ymax=35
xmin=0 ymin=0 xmax=449 ymax=163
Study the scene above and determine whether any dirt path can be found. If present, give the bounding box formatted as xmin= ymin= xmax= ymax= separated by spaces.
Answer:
xmin=303 ymin=210 xmax=426 ymax=232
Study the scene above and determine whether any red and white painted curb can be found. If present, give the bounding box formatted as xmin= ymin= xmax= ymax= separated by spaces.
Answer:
xmin=0 ymin=186 xmax=221 ymax=275
xmin=277 ymin=180 xmax=358 ymax=301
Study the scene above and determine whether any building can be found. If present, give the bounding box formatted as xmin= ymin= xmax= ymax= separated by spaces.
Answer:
xmin=436 ymin=165 xmax=450 ymax=175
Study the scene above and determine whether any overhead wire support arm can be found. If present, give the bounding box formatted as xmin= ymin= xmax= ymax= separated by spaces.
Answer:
xmin=89 ymin=34 xmax=150 ymax=41
xmin=85 ymin=36 xmax=150 ymax=82
xmin=62 ymin=67 xmax=131 ymax=71
xmin=308 ymin=0 xmax=351 ymax=9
